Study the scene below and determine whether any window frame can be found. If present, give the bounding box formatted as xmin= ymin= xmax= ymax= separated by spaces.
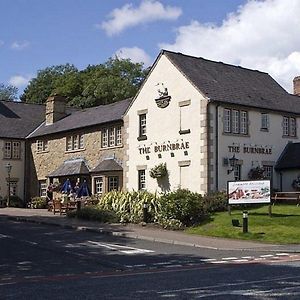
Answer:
xmin=108 ymin=176 xmax=119 ymax=192
xmin=101 ymin=126 xmax=122 ymax=148
xmin=283 ymin=116 xmax=297 ymax=137
xmin=139 ymin=114 xmax=147 ymax=138
xmin=66 ymin=134 xmax=84 ymax=151
xmin=261 ymin=113 xmax=269 ymax=131
xmin=3 ymin=141 xmax=21 ymax=159
xmin=138 ymin=169 xmax=146 ymax=190
xmin=36 ymin=140 xmax=48 ymax=153
xmin=94 ymin=176 xmax=104 ymax=195
xmin=223 ymin=108 xmax=248 ymax=135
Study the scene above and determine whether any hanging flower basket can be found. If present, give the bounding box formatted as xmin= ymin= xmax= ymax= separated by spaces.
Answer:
xmin=292 ymin=176 xmax=300 ymax=191
xmin=248 ymin=166 xmax=266 ymax=180
xmin=150 ymin=163 xmax=168 ymax=179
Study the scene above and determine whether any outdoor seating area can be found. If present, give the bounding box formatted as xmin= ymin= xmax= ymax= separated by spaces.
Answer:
xmin=46 ymin=178 xmax=99 ymax=215
xmin=271 ymin=191 xmax=300 ymax=206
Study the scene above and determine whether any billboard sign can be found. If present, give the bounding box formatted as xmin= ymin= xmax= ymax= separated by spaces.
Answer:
xmin=228 ymin=180 xmax=271 ymax=205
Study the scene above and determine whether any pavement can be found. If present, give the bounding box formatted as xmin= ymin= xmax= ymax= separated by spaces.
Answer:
xmin=1 ymin=207 xmax=300 ymax=253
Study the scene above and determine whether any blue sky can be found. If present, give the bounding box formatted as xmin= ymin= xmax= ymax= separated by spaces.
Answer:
xmin=1 ymin=0 xmax=300 ymax=97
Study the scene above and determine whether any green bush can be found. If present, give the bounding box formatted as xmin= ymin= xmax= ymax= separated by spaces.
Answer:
xmin=202 ymin=191 xmax=228 ymax=213
xmin=4 ymin=195 xmax=23 ymax=208
xmin=67 ymin=207 xmax=119 ymax=223
xmin=98 ymin=190 xmax=159 ymax=223
xmin=156 ymin=189 xmax=206 ymax=227
xmin=30 ymin=197 xmax=47 ymax=209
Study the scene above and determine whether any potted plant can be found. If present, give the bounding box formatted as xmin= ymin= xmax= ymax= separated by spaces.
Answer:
xmin=248 ymin=166 xmax=266 ymax=180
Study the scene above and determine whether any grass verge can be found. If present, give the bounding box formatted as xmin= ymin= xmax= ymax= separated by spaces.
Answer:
xmin=186 ymin=204 xmax=300 ymax=244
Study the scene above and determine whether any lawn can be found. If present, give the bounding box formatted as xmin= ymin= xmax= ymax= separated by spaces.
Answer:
xmin=186 ymin=205 xmax=300 ymax=244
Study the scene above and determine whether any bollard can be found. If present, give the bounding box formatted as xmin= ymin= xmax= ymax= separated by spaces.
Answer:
xmin=243 ymin=211 xmax=248 ymax=233
xmin=143 ymin=203 xmax=148 ymax=223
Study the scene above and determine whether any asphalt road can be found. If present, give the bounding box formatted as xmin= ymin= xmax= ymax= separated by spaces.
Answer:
xmin=1 ymin=217 xmax=300 ymax=299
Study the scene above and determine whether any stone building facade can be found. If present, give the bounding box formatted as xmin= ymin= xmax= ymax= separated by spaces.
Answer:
xmin=26 ymin=96 xmax=131 ymax=200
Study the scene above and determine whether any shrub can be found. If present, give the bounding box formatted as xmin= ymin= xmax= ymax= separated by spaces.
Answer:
xmin=156 ymin=189 xmax=206 ymax=227
xmin=30 ymin=196 xmax=47 ymax=209
xmin=67 ymin=207 xmax=119 ymax=223
xmin=202 ymin=191 xmax=228 ymax=213
xmin=149 ymin=163 xmax=168 ymax=179
xmin=98 ymin=190 xmax=159 ymax=223
xmin=4 ymin=195 xmax=23 ymax=208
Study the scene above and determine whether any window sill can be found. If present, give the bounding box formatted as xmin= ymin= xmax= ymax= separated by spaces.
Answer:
xmin=179 ymin=129 xmax=191 ymax=135
xmin=282 ymin=135 xmax=298 ymax=139
xmin=36 ymin=150 xmax=49 ymax=154
xmin=100 ymin=144 xmax=123 ymax=150
xmin=65 ymin=148 xmax=85 ymax=154
xmin=137 ymin=135 xmax=147 ymax=141
xmin=3 ymin=158 xmax=21 ymax=161
xmin=260 ymin=128 xmax=269 ymax=132
xmin=222 ymin=132 xmax=250 ymax=137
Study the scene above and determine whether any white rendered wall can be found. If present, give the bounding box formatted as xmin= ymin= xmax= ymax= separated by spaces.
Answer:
xmin=125 ymin=54 xmax=209 ymax=194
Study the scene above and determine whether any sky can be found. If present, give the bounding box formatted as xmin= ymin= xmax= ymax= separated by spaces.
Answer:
xmin=1 ymin=0 xmax=300 ymax=97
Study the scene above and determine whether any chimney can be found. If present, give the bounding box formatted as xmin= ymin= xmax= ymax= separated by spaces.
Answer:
xmin=45 ymin=94 xmax=67 ymax=125
xmin=293 ymin=76 xmax=300 ymax=96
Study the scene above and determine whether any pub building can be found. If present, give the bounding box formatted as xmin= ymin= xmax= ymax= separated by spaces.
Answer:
xmin=124 ymin=50 xmax=300 ymax=194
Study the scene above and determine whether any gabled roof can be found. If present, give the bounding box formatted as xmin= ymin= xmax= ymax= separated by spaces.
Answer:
xmin=28 ymin=98 xmax=132 ymax=138
xmin=91 ymin=158 xmax=123 ymax=173
xmin=163 ymin=50 xmax=300 ymax=113
xmin=275 ymin=143 xmax=300 ymax=170
xmin=48 ymin=158 xmax=90 ymax=177
xmin=0 ymin=101 xmax=45 ymax=139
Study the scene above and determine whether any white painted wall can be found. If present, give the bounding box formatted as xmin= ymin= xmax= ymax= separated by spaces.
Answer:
xmin=125 ymin=54 xmax=208 ymax=193
xmin=0 ymin=139 xmax=25 ymax=201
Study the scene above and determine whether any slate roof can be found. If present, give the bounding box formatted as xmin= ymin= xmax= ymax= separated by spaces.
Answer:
xmin=275 ymin=143 xmax=300 ymax=170
xmin=48 ymin=158 xmax=90 ymax=177
xmin=0 ymin=101 xmax=45 ymax=139
xmin=28 ymin=98 xmax=132 ymax=138
xmin=91 ymin=159 xmax=123 ymax=173
xmin=163 ymin=50 xmax=300 ymax=113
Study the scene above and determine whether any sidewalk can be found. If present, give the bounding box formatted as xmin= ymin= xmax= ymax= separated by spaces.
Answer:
xmin=1 ymin=207 xmax=300 ymax=253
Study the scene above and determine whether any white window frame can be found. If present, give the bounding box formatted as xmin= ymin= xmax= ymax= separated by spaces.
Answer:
xmin=223 ymin=109 xmax=248 ymax=135
xmin=37 ymin=140 xmax=48 ymax=153
xmin=101 ymin=127 xmax=122 ymax=148
xmin=234 ymin=164 xmax=241 ymax=181
xmin=138 ymin=170 xmax=146 ymax=190
xmin=39 ymin=181 xmax=47 ymax=198
xmin=116 ymin=126 xmax=122 ymax=146
xmin=94 ymin=176 xmax=104 ymax=194
xmin=139 ymin=114 xmax=147 ymax=137
xmin=283 ymin=116 xmax=297 ymax=137
xmin=66 ymin=134 xmax=84 ymax=151
xmin=263 ymin=165 xmax=273 ymax=180
xmin=4 ymin=141 xmax=20 ymax=159
xmin=261 ymin=113 xmax=269 ymax=130
xmin=224 ymin=109 xmax=231 ymax=133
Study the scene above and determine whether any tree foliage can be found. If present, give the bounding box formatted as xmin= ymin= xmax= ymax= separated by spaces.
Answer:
xmin=20 ymin=58 xmax=148 ymax=108
xmin=0 ymin=83 xmax=18 ymax=101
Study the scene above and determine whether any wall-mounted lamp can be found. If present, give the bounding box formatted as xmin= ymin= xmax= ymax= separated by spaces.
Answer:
xmin=227 ymin=154 xmax=238 ymax=174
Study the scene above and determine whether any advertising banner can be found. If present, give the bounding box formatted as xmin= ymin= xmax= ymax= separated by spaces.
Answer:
xmin=228 ymin=180 xmax=271 ymax=205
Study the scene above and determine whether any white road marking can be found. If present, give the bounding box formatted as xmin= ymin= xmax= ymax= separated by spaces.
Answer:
xmin=201 ymin=258 xmax=216 ymax=262
xmin=0 ymin=234 xmax=11 ymax=239
xmin=260 ymin=254 xmax=274 ymax=258
xmin=222 ymin=257 xmax=238 ymax=260
xmin=233 ymin=259 xmax=249 ymax=263
xmin=276 ymin=253 xmax=290 ymax=256
xmin=86 ymin=241 xmax=154 ymax=255
xmin=241 ymin=256 xmax=254 ymax=259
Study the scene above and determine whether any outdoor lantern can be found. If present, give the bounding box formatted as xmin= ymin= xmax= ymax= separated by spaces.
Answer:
xmin=5 ymin=162 xmax=12 ymax=207
xmin=227 ymin=154 xmax=238 ymax=174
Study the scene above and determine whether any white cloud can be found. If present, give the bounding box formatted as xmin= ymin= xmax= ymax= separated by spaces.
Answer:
xmin=11 ymin=40 xmax=30 ymax=50
xmin=160 ymin=0 xmax=300 ymax=92
xmin=9 ymin=75 xmax=32 ymax=88
xmin=100 ymin=0 xmax=182 ymax=36
xmin=0 ymin=40 xmax=4 ymax=47
xmin=115 ymin=47 xmax=152 ymax=66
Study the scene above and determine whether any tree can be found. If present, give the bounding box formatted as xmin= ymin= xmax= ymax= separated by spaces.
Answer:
xmin=0 ymin=83 xmax=18 ymax=101
xmin=21 ymin=58 xmax=149 ymax=108
xmin=20 ymin=64 xmax=79 ymax=104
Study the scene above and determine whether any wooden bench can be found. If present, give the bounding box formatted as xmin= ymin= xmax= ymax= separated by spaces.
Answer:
xmin=271 ymin=192 xmax=300 ymax=206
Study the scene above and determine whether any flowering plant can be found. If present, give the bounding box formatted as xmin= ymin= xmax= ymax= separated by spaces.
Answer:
xmin=150 ymin=163 xmax=168 ymax=179
xmin=248 ymin=166 xmax=266 ymax=180
xmin=292 ymin=176 xmax=300 ymax=191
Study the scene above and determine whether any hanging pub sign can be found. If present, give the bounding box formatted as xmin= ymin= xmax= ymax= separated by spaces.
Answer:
xmin=228 ymin=180 xmax=271 ymax=205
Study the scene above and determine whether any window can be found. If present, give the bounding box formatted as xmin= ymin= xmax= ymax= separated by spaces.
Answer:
xmin=3 ymin=141 xmax=20 ymax=159
xmin=37 ymin=140 xmax=48 ymax=153
xmin=261 ymin=113 xmax=269 ymax=131
xmin=263 ymin=165 xmax=273 ymax=180
xmin=234 ymin=165 xmax=241 ymax=181
xmin=39 ymin=181 xmax=47 ymax=198
xmin=9 ymin=181 xmax=18 ymax=196
xmin=179 ymin=100 xmax=191 ymax=134
xmin=138 ymin=170 xmax=146 ymax=190
xmin=94 ymin=177 xmax=104 ymax=194
xmin=283 ymin=116 xmax=297 ymax=137
xmin=101 ymin=127 xmax=122 ymax=148
xmin=139 ymin=114 xmax=147 ymax=138
xmin=66 ymin=134 xmax=84 ymax=151
xmin=223 ymin=109 xmax=248 ymax=135
xmin=108 ymin=176 xmax=119 ymax=192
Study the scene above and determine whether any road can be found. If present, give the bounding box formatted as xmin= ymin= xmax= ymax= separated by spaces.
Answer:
xmin=1 ymin=217 xmax=300 ymax=299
